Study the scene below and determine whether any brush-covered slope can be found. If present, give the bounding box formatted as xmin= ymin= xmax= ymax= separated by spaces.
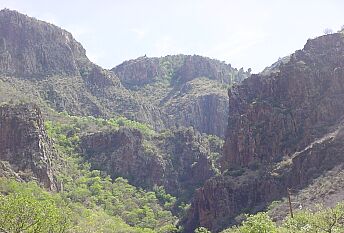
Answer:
xmin=0 ymin=104 xmax=182 ymax=232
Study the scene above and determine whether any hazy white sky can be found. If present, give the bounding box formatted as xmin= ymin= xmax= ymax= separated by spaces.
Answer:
xmin=1 ymin=0 xmax=343 ymax=72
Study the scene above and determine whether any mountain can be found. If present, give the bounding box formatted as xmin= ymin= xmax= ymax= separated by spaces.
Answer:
xmin=183 ymin=31 xmax=344 ymax=232
xmin=0 ymin=9 xmax=249 ymax=138
xmin=112 ymin=55 xmax=249 ymax=136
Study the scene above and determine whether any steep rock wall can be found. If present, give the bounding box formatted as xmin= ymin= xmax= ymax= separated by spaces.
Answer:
xmin=0 ymin=103 xmax=57 ymax=190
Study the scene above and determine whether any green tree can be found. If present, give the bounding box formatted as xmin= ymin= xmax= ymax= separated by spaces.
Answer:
xmin=283 ymin=203 xmax=344 ymax=233
xmin=223 ymin=212 xmax=277 ymax=233
xmin=0 ymin=192 xmax=70 ymax=233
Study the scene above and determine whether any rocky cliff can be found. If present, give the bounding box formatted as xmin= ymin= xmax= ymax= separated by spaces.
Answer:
xmin=80 ymin=127 xmax=218 ymax=198
xmin=0 ymin=9 xmax=91 ymax=77
xmin=0 ymin=103 xmax=57 ymax=190
xmin=184 ymin=31 xmax=344 ymax=232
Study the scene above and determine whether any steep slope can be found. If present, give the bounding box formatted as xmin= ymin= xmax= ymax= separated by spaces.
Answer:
xmin=184 ymin=31 xmax=344 ymax=232
xmin=112 ymin=55 xmax=246 ymax=88
xmin=0 ymin=103 xmax=56 ymax=190
xmin=112 ymin=55 xmax=249 ymax=136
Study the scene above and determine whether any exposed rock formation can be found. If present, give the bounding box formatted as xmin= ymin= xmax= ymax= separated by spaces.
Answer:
xmin=162 ymin=78 xmax=229 ymax=136
xmin=172 ymin=55 xmax=241 ymax=84
xmin=184 ymin=31 xmax=344 ymax=232
xmin=112 ymin=56 xmax=162 ymax=87
xmin=80 ymin=127 xmax=217 ymax=197
xmin=184 ymin=122 xmax=344 ymax=232
xmin=222 ymin=32 xmax=344 ymax=170
xmin=0 ymin=9 xmax=91 ymax=77
xmin=0 ymin=103 xmax=57 ymax=190
xmin=112 ymin=55 xmax=247 ymax=87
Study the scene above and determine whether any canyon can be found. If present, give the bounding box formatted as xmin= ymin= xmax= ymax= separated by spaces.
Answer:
xmin=0 ymin=8 xmax=344 ymax=233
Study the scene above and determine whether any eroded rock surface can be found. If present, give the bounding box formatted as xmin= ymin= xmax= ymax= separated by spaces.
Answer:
xmin=0 ymin=103 xmax=57 ymax=190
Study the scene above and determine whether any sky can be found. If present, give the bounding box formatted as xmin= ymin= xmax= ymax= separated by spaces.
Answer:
xmin=0 ymin=0 xmax=343 ymax=73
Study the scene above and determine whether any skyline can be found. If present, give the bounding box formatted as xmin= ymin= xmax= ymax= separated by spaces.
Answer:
xmin=0 ymin=0 xmax=344 ymax=72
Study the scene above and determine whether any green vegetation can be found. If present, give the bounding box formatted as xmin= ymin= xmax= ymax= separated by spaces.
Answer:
xmin=0 ymin=178 xmax=173 ymax=233
xmin=39 ymin=115 xmax=178 ymax=232
xmin=222 ymin=202 xmax=344 ymax=233
xmin=44 ymin=112 xmax=220 ymax=232
xmin=206 ymin=134 xmax=224 ymax=173
xmin=153 ymin=185 xmax=177 ymax=210
xmin=223 ymin=212 xmax=277 ymax=233
xmin=47 ymin=111 xmax=156 ymax=137
xmin=0 ymin=179 xmax=70 ymax=233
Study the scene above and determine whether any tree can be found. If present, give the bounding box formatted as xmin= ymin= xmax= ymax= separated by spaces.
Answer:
xmin=0 ymin=192 xmax=70 ymax=233
xmin=283 ymin=203 xmax=344 ymax=233
xmin=222 ymin=212 xmax=277 ymax=233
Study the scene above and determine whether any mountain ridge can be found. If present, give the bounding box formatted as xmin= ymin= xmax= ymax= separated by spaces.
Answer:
xmin=0 ymin=8 xmax=249 ymax=137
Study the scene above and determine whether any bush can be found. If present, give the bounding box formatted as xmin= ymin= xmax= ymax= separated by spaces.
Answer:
xmin=222 ymin=202 xmax=344 ymax=233
xmin=0 ymin=179 xmax=71 ymax=233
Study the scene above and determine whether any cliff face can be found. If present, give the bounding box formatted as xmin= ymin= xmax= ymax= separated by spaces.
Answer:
xmin=0 ymin=9 xmax=91 ymax=77
xmin=80 ymin=127 xmax=217 ymax=198
xmin=112 ymin=56 xmax=162 ymax=87
xmin=0 ymin=103 xmax=57 ymax=190
xmin=162 ymin=77 xmax=229 ymax=137
xmin=184 ymin=31 xmax=344 ymax=232
xmin=0 ymin=9 xmax=166 ymax=130
xmin=222 ymin=32 xmax=344 ymax=169
xmin=172 ymin=55 xmax=239 ymax=84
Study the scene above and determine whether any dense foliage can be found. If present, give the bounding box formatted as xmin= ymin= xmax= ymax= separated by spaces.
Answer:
xmin=0 ymin=179 xmax=70 ymax=233
xmin=221 ymin=203 xmax=344 ymax=233
xmin=0 ymin=179 xmax=171 ymax=233
xmin=46 ymin=112 xmax=156 ymax=137
xmin=33 ymin=114 xmax=178 ymax=232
